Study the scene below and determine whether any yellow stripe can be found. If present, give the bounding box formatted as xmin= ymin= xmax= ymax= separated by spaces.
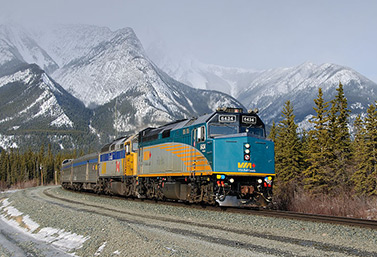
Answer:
xmin=143 ymin=143 xmax=172 ymax=150
xmin=138 ymin=172 xmax=213 ymax=177
xmin=212 ymin=172 xmax=276 ymax=177
xmin=183 ymin=156 xmax=205 ymax=162
xmin=185 ymin=161 xmax=209 ymax=166
xmin=171 ymin=149 xmax=196 ymax=154
xmin=137 ymin=172 xmax=275 ymax=177
xmin=192 ymin=165 xmax=212 ymax=171
xmin=165 ymin=146 xmax=189 ymax=151
xmin=176 ymin=152 xmax=202 ymax=157
xmin=159 ymin=144 xmax=180 ymax=149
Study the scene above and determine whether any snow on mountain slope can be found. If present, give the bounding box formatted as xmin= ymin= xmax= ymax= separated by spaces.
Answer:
xmin=0 ymin=63 xmax=88 ymax=129
xmin=34 ymin=24 xmax=114 ymax=67
xmin=0 ymin=63 xmax=92 ymax=149
xmin=150 ymin=51 xmax=377 ymax=128
xmin=0 ymin=24 xmax=244 ymax=148
xmin=147 ymin=49 xmax=260 ymax=98
xmin=48 ymin=25 xmax=243 ymax=119
xmin=237 ymin=62 xmax=377 ymax=126
xmin=0 ymin=24 xmax=58 ymax=74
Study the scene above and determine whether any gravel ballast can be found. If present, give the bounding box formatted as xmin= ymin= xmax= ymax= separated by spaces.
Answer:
xmin=1 ymin=186 xmax=377 ymax=256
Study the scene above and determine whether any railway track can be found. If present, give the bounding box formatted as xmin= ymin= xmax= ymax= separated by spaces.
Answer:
xmin=48 ymin=187 xmax=377 ymax=230
xmin=39 ymin=187 xmax=377 ymax=256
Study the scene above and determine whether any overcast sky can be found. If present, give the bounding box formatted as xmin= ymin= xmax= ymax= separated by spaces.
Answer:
xmin=1 ymin=0 xmax=376 ymax=82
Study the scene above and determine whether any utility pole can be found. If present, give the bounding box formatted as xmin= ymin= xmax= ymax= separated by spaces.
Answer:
xmin=40 ymin=164 xmax=43 ymax=186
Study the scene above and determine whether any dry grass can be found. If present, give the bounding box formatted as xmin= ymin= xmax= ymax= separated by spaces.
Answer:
xmin=287 ymin=191 xmax=377 ymax=220
xmin=0 ymin=179 xmax=38 ymax=191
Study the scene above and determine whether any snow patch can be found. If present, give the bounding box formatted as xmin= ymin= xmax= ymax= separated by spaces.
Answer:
xmin=50 ymin=113 xmax=74 ymax=127
xmin=94 ymin=241 xmax=107 ymax=256
xmin=0 ymin=198 xmax=89 ymax=254
xmin=351 ymin=102 xmax=364 ymax=110
xmin=0 ymin=134 xmax=18 ymax=149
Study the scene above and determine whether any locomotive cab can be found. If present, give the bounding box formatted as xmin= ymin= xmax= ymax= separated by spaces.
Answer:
xmin=203 ymin=107 xmax=275 ymax=207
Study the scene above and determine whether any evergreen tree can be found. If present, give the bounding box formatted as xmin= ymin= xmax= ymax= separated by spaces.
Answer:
xmin=351 ymin=114 xmax=368 ymax=194
xmin=0 ymin=150 xmax=8 ymax=184
xmin=352 ymin=102 xmax=377 ymax=195
xmin=303 ymin=88 xmax=333 ymax=194
xmin=273 ymin=101 xmax=304 ymax=208
xmin=328 ymin=82 xmax=351 ymax=191
xmin=275 ymin=101 xmax=303 ymax=183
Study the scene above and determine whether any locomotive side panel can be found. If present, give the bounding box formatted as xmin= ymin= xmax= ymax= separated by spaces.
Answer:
xmin=138 ymin=142 xmax=213 ymax=176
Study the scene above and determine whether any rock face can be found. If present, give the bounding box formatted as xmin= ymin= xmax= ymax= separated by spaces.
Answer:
xmin=0 ymin=24 xmax=243 ymax=149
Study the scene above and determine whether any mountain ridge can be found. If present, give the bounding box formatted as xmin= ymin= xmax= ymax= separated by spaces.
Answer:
xmin=0 ymin=23 xmax=244 ymax=150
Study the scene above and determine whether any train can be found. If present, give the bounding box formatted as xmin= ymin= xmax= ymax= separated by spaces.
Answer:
xmin=61 ymin=107 xmax=275 ymax=207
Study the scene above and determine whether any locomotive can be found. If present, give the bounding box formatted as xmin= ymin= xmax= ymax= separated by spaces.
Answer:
xmin=61 ymin=107 xmax=275 ymax=207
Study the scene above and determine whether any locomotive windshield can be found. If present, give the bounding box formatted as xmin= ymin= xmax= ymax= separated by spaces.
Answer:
xmin=209 ymin=123 xmax=238 ymax=137
xmin=208 ymin=113 xmax=266 ymax=138
xmin=239 ymin=126 xmax=265 ymax=137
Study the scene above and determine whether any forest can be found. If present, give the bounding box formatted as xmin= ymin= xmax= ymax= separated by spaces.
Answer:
xmin=270 ymin=83 xmax=377 ymax=218
xmin=1 ymin=83 xmax=376 ymax=218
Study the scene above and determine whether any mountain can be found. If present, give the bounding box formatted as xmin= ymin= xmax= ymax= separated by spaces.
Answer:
xmin=0 ymin=24 xmax=58 ymax=74
xmin=150 ymin=52 xmax=377 ymax=130
xmin=0 ymin=24 xmax=243 ymax=150
xmin=0 ymin=63 xmax=93 ymax=150
xmin=236 ymin=62 xmax=377 ymax=129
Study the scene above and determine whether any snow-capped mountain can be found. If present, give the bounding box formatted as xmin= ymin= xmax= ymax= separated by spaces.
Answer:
xmin=0 ymin=24 xmax=58 ymax=74
xmin=237 ymin=62 xmax=377 ymax=127
xmin=150 ymin=52 xmax=377 ymax=129
xmin=0 ymin=24 xmax=243 ymax=149
xmin=0 ymin=63 xmax=91 ymax=149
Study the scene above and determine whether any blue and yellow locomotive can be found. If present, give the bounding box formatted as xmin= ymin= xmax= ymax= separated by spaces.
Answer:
xmin=61 ymin=107 xmax=275 ymax=207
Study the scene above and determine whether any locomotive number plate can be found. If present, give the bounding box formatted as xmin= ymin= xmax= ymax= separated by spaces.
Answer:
xmin=219 ymin=115 xmax=236 ymax=122
xmin=242 ymin=116 xmax=257 ymax=124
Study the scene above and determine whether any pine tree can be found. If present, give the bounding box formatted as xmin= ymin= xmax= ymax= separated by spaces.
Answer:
xmin=0 ymin=150 xmax=8 ymax=185
xmin=275 ymin=101 xmax=303 ymax=183
xmin=273 ymin=101 xmax=304 ymax=208
xmin=352 ymin=102 xmax=377 ymax=195
xmin=328 ymin=82 xmax=351 ymax=191
xmin=304 ymin=88 xmax=333 ymax=194
xmin=351 ymin=114 xmax=368 ymax=194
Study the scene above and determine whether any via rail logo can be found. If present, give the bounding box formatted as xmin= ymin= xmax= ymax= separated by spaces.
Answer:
xmin=237 ymin=162 xmax=256 ymax=172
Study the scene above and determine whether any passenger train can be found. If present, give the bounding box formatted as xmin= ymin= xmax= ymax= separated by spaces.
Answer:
xmin=61 ymin=107 xmax=275 ymax=207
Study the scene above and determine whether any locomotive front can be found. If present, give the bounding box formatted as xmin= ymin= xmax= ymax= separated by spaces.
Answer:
xmin=207 ymin=107 xmax=275 ymax=207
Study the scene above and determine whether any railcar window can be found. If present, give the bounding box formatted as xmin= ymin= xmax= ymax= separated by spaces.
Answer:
xmin=126 ymin=144 xmax=130 ymax=154
xmin=132 ymin=142 xmax=138 ymax=151
xmin=196 ymin=126 xmax=206 ymax=142
xmin=209 ymin=124 xmax=238 ymax=137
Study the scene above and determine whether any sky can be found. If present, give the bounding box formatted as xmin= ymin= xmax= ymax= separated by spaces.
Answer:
xmin=1 ymin=0 xmax=377 ymax=82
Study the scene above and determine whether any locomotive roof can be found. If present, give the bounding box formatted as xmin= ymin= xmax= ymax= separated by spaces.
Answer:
xmin=139 ymin=108 xmax=260 ymax=139
xmin=101 ymin=136 xmax=128 ymax=153
xmin=140 ymin=112 xmax=216 ymax=138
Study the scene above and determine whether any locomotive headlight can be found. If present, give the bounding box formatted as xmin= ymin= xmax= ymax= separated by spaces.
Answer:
xmin=257 ymin=179 xmax=263 ymax=184
xmin=244 ymin=143 xmax=250 ymax=149
xmin=229 ymin=178 xmax=235 ymax=183
xmin=244 ymin=149 xmax=250 ymax=154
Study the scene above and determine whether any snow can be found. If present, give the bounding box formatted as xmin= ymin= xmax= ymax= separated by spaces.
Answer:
xmin=0 ymin=198 xmax=89 ymax=253
xmin=0 ymin=69 xmax=34 ymax=89
xmin=50 ymin=113 xmax=74 ymax=128
xmin=0 ymin=134 xmax=18 ymax=149
xmin=0 ymin=24 xmax=57 ymax=72
xmin=94 ymin=241 xmax=107 ymax=256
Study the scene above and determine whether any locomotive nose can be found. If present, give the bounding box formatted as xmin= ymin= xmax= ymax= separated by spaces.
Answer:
xmin=213 ymin=136 xmax=274 ymax=175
